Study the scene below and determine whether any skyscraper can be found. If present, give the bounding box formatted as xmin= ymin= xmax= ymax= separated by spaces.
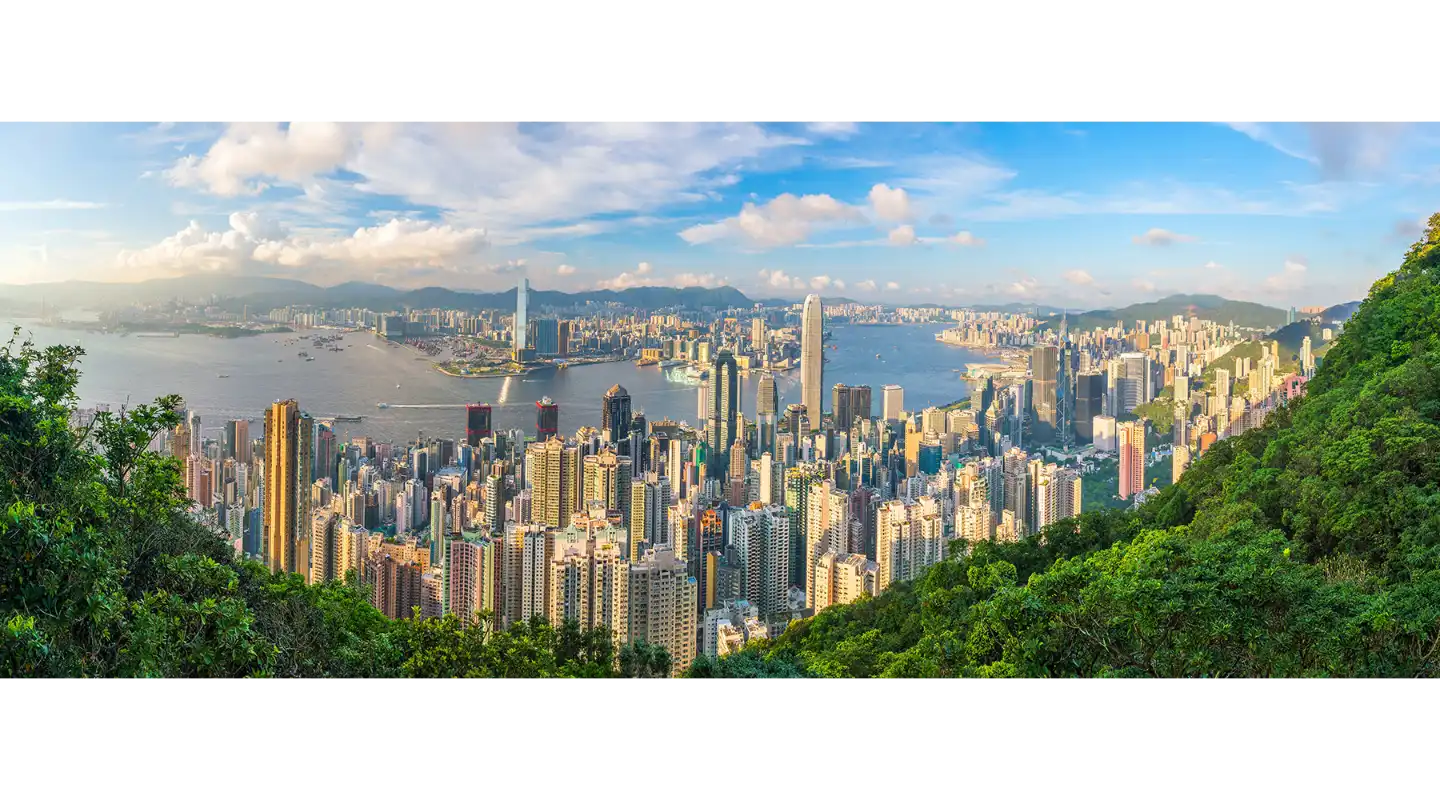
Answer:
xmin=466 ymin=403 xmax=493 ymax=448
xmin=1118 ymin=353 xmax=1152 ymax=413
xmin=263 ymin=399 xmax=314 ymax=576
xmin=513 ymin=276 xmax=529 ymax=361
xmin=601 ymin=384 xmax=632 ymax=448
xmin=536 ymin=396 xmax=559 ymax=441
xmin=706 ymin=350 xmax=739 ymax=473
xmin=1073 ymin=372 xmax=1106 ymax=444
xmin=1030 ymin=345 xmax=1059 ymax=444
xmin=756 ymin=371 xmax=779 ymax=456
xmin=1118 ymin=420 xmax=1145 ymax=500
xmin=882 ymin=384 xmax=904 ymax=422
xmin=832 ymin=383 xmax=852 ymax=433
xmin=801 ymin=294 xmax=824 ymax=420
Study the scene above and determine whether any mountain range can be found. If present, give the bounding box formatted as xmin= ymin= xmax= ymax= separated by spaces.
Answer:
xmin=1040 ymin=293 xmax=1296 ymax=332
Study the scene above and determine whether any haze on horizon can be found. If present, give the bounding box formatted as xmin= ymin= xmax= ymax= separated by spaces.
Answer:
xmin=2 ymin=122 xmax=1438 ymax=309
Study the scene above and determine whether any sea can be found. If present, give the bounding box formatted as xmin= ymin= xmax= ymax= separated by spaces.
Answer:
xmin=2 ymin=320 xmax=995 ymax=444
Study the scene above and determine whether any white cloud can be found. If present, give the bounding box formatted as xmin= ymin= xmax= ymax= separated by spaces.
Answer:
xmin=855 ymin=279 xmax=878 ymax=292
xmin=809 ymin=275 xmax=835 ymax=291
xmin=1133 ymin=278 xmax=1158 ymax=292
xmin=1263 ymin=259 xmax=1308 ymax=292
xmin=556 ymin=264 xmax=577 ymax=276
xmin=679 ymin=193 xmax=864 ymax=248
xmin=117 ymin=213 xmax=489 ymax=279
xmin=1202 ymin=260 xmax=1225 ymax=270
xmin=596 ymin=261 xmax=721 ymax=290
xmin=887 ymin=225 xmax=917 ymax=247
xmin=869 ymin=183 xmax=912 ymax=222
xmin=170 ymin=122 xmax=802 ymax=237
xmin=758 ymin=268 xmax=805 ymax=290
xmin=0 ymin=199 xmax=107 ymax=212
xmin=1063 ymin=270 xmax=1095 ymax=286
xmin=885 ymin=281 xmax=900 ymax=291
xmin=949 ymin=231 xmax=984 ymax=246
xmin=806 ymin=122 xmax=858 ymax=137
xmin=1132 ymin=227 xmax=1198 ymax=246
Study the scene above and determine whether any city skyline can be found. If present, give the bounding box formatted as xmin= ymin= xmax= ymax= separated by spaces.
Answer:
xmin=3 ymin=123 xmax=1439 ymax=308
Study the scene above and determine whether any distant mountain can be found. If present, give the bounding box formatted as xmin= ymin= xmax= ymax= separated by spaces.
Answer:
xmin=1043 ymin=294 xmax=1290 ymax=332
xmin=1318 ymin=300 xmax=1361 ymax=325
xmin=0 ymin=276 xmax=754 ymax=314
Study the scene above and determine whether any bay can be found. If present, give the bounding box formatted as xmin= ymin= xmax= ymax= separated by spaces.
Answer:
xmin=2 ymin=320 xmax=992 ymax=443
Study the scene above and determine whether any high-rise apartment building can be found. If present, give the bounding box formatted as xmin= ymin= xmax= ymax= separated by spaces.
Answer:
xmin=627 ymin=547 xmax=698 ymax=676
xmin=529 ymin=437 xmax=579 ymax=528
xmin=1118 ymin=419 xmax=1145 ymax=499
xmin=263 ymin=399 xmax=314 ymax=576
xmin=801 ymin=294 xmax=824 ymax=420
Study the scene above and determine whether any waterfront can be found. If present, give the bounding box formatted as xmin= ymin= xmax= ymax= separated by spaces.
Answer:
xmin=3 ymin=320 xmax=997 ymax=443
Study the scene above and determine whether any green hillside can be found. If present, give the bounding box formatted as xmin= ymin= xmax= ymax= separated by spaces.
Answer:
xmin=692 ymin=213 xmax=1440 ymax=678
xmin=1045 ymin=294 xmax=1289 ymax=334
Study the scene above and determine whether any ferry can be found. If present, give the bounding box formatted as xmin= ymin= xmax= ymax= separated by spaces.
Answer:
xmin=333 ymin=415 xmax=364 ymax=423
xmin=376 ymin=403 xmax=390 ymax=409
xmin=217 ymin=374 xmax=230 ymax=378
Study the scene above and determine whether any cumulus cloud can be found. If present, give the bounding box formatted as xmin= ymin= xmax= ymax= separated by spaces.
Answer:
xmin=1132 ymin=227 xmax=1197 ymax=246
xmin=758 ymin=268 xmax=805 ymax=290
xmin=556 ymin=264 xmax=577 ymax=276
xmin=595 ymin=261 xmax=720 ymax=290
xmin=809 ymin=275 xmax=838 ymax=291
xmin=117 ymin=213 xmax=489 ymax=278
xmin=1133 ymin=278 xmax=1158 ymax=292
xmin=679 ymin=193 xmax=864 ymax=248
xmin=1263 ymin=259 xmax=1308 ymax=292
xmin=166 ymin=122 xmax=802 ymax=235
xmin=855 ymin=279 xmax=878 ymax=292
xmin=869 ymin=183 xmax=912 ymax=222
xmin=949 ymin=231 xmax=984 ymax=246
xmin=1063 ymin=269 xmax=1095 ymax=286
xmin=885 ymin=281 xmax=900 ymax=291
xmin=887 ymin=225 xmax=917 ymax=247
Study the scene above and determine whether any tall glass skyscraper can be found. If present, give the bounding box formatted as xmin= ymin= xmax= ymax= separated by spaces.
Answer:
xmin=801 ymin=294 xmax=824 ymax=421
xmin=513 ymin=276 xmax=529 ymax=360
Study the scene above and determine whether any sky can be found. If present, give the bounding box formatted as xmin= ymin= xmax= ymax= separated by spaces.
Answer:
xmin=1 ymin=122 xmax=1437 ymax=309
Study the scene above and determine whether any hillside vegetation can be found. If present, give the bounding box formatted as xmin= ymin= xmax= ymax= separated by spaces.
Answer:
xmin=0 ymin=334 xmax=669 ymax=677
xmin=693 ymin=213 xmax=1440 ymax=678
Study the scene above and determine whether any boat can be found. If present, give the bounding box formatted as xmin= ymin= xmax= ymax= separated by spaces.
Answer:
xmin=376 ymin=403 xmax=390 ymax=409
xmin=217 ymin=374 xmax=230 ymax=378
xmin=875 ymin=354 xmax=882 ymax=359
xmin=395 ymin=383 xmax=401 ymax=389
xmin=333 ymin=415 xmax=364 ymax=423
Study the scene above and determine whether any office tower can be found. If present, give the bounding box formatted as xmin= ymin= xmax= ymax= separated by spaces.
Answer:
xmin=627 ymin=547 xmax=698 ymax=676
xmin=832 ymin=384 xmax=852 ymax=433
xmin=446 ymin=532 xmax=498 ymax=628
xmin=530 ymin=437 xmax=579 ymax=528
xmin=1301 ymin=336 xmax=1314 ymax=376
xmin=548 ymin=533 xmax=628 ymax=647
xmin=223 ymin=418 xmax=248 ymax=461
xmin=535 ymin=396 xmax=559 ymax=441
xmin=1118 ymin=420 xmax=1145 ymax=500
xmin=801 ymin=294 xmax=824 ymax=419
xmin=531 ymin=318 xmax=560 ymax=356
xmin=850 ymin=385 xmax=872 ymax=425
xmin=513 ymin=276 xmax=529 ymax=360
xmin=704 ymin=350 xmax=739 ymax=474
xmin=601 ymin=384 xmax=632 ymax=449
xmin=757 ymin=371 xmax=779 ymax=417
xmin=1092 ymin=414 xmax=1118 ymax=452
xmin=882 ymin=384 xmax=904 ymax=421
xmin=1118 ymin=353 xmax=1152 ymax=413
xmin=466 ymin=403 xmax=493 ymax=448
xmin=484 ymin=471 xmax=507 ymax=532
xmin=1175 ymin=375 xmax=1190 ymax=405
xmin=1074 ymin=372 xmax=1106 ymax=444
xmin=263 ymin=399 xmax=314 ymax=576
xmin=785 ymin=404 xmax=809 ymax=443
xmin=1288 ymin=306 xmax=1296 ymax=325
xmin=805 ymin=480 xmax=849 ymax=608
xmin=784 ymin=466 xmax=820 ymax=587
xmin=1030 ymin=344 xmax=1059 ymax=444
xmin=728 ymin=505 xmax=791 ymax=618
xmin=750 ymin=317 xmax=766 ymax=352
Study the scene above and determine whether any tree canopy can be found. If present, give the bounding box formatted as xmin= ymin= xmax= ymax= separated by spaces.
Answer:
xmin=0 ymin=330 xmax=660 ymax=678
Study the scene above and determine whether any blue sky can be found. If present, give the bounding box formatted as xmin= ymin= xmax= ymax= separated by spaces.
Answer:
xmin=1 ymin=122 xmax=1437 ymax=308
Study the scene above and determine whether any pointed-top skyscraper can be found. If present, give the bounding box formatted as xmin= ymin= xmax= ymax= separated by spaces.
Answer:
xmin=801 ymin=294 xmax=824 ymax=423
